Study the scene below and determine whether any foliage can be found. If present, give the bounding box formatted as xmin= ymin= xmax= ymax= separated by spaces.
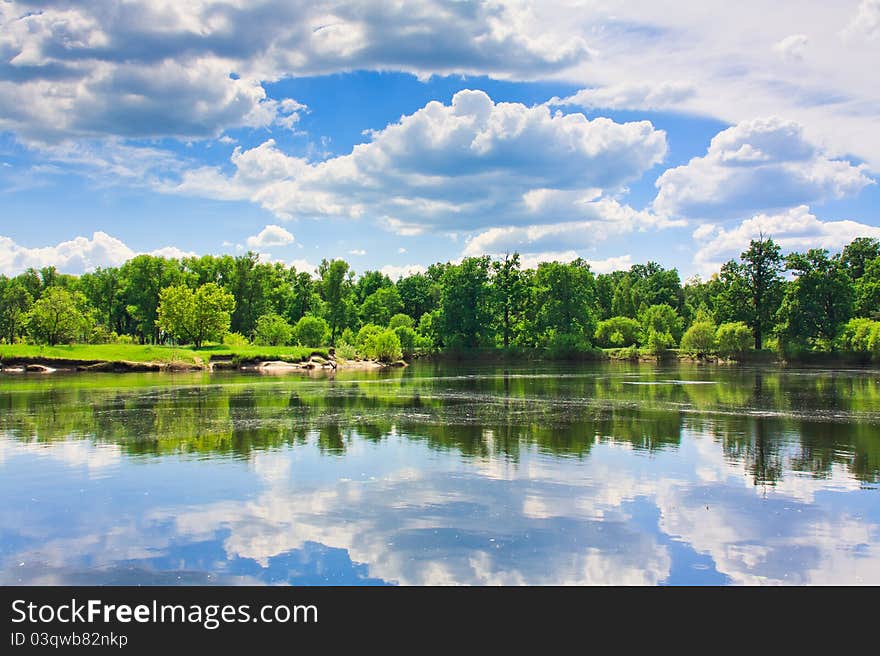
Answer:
xmin=156 ymin=283 xmax=236 ymax=349
xmin=716 ymin=322 xmax=753 ymax=357
xmin=388 ymin=313 xmax=415 ymax=330
xmin=25 ymin=287 xmax=92 ymax=346
xmin=293 ymin=315 xmax=330 ymax=347
xmin=438 ymin=257 xmax=492 ymax=348
xmin=528 ymin=259 xmax=597 ymax=347
xmin=679 ymin=321 xmax=716 ymax=356
xmin=253 ymin=313 xmax=293 ymax=346
xmin=222 ymin=332 xmax=250 ymax=347
xmin=595 ymin=316 xmax=641 ymax=347
xmin=393 ymin=325 xmax=418 ymax=357
xmin=644 ymin=329 xmax=675 ymax=355
xmin=360 ymin=286 xmax=403 ymax=326
xmin=638 ymin=304 xmax=683 ymax=345
xmin=364 ymin=328 xmax=402 ymax=362
xmin=333 ymin=340 xmax=359 ymax=360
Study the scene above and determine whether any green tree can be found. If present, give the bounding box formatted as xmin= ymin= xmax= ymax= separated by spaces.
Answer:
xmin=156 ymin=283 xmax=235 ymax=348
xmin=594 ymin=316 xmax=641 ymax=347
xmin=855 ymin=257 xmax=880 ymax=318
xmin=840 ymin=237 xmax=880 ymax=281
xmin=527 ymin=259 xmax=597 ymax=347
xmin=716 ymin=322 xmax=753 ymax=357
xmin=359 ymin=286 xmax=403 ymax=326
xmin=397 ymin=273 xmax=438 ymax=322
xmin=491 ymin=253 xmax=527 ymax=348
xmin=120 ymin=255 xmax=189 ymax=343
xmin=318 ymin=259 xmax=356 ymax=340
xmin=355 ymin=271 xmax=393 ymax=304
xmin=293 ymin=315 xmax=330 ymax=347
xmin=388 ymin=313 xmax=415 ymax=330
xmin=638 ymin=304 xmax=683 ymax=345
xmin=253 ymin=313 xmax=294 ymax=346
xmin=25 ymin=287 xmax=91 ymax=346
xmin=367 ymin=329 xmax=402 ymax=362
xmin=0 ymin=281 xmax=33 ymax=343
xmin=680 ymin=321 xmax=717 ymax=356
xmin=438 ymin=257 xmax=492 ymax=348
xmin=777 ymin=249 xmax=853 ymax=350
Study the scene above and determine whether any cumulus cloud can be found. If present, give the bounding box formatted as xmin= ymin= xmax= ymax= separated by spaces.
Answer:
xmin=654 ymin=117 xmax=874 ymax=219
xmin=246 ymin=224 xmax=295 ymax=249
xmin=462 ymin=198 xmax=682 ymax=257
xmin=379 ymin=264 xmax=427 ymax=281
xmin=691 ymin=205 xmax=880 ymax=275
xmin=170 ymin=90 xmax=668 ymax=234
xmin=550 ymin=82 xmax=696 ymax=111
xmin=0 ymin=231 xmax=195 ymax=276
xmin=846 ymin=0 xmax=880 ymax=39
xmin=0 ymin=1 xmax=587 ymax=142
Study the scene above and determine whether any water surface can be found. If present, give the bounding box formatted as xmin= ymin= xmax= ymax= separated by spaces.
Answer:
xmin=1 ymin=362 xmax=878 ymax=585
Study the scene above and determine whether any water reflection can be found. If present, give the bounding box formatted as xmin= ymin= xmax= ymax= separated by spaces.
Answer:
xmin=1 ymin=363 xmax=878 ymax=585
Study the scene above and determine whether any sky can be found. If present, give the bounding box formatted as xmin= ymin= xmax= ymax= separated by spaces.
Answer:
xmin=1 ymin=0 xmax=879 ymax=281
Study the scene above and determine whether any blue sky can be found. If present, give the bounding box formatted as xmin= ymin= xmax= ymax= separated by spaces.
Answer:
xmin=1 ymin=1 xmax=879 ymax=279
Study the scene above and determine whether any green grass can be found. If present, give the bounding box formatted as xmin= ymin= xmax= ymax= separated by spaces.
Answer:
xmin=0 ymin=343 xmax=329 ymax=365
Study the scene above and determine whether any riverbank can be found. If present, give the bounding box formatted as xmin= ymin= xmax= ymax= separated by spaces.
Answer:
xmin=0 ymin=344 xmax=407 ymax=374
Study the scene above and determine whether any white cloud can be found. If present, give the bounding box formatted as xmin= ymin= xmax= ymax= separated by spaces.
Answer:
xmin=846 ymin=0 xmax=880 ymax=39
xmin=0 ymin=1 xmax=587 ymax=143
xmin=246 ymin=224 xmax=295 ymax=249
xmin=462 ymin=198 xmax=682 ymax=257
xmin=773 ymin=34 xmax=809 ymax=61
xmin=691 ymin=205 xmax=880 ymax=275
xmin=170 ymin=90 xmax=668 ymax=235
xmin=654 ymin=117 xmax=874 ymax=219
xmin=348 ymin=249 xmax=367 ymax=256
xmin=0 ymin=232 xmax=194 ymax=276
xmin=550 ymin=82 xmax=696 ymax=111
xmin=379 ymin=264 xmax=427 ymax=281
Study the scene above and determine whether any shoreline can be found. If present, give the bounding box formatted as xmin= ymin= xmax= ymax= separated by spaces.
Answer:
xmin=0 ymin=353 xmax=408 ymax=374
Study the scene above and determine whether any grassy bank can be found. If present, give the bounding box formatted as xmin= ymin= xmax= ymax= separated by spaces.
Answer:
xmin=0 ymin=343 xmax=329 ymax=367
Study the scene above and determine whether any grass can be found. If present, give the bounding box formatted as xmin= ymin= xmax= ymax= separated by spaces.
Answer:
xmin=0 ymin=343 xmax=329 ymax=365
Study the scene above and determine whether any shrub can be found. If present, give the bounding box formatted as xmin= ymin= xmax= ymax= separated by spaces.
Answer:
xmin=367 ymin=328 xmax=402 ymax=362
xmin=838 ymin=318 xmax=877 ymax=352
xmin=716 ymin=322 xmax=753 ymax=357
xmin=639 ymin=304 xmax=683 ymax=345
xmin=644 ymin=329 xmax=675 ymax=355
xmin=393 ymin=325 xmax=418 ymax=357
xmin=388 ymin=313 xmax=415 ymax=330
xmin=223 ymin=331 xmax=250 ymax=347
xmin=595 ymin=316 xmax=641 ymax=347
xmin=253 ymin=313 xmax=292 ymax=346
xmin=89 ymin=325 xmax=117 ymax=344
xmin=545 ymin=330 xmax=593 ymax=359
xmin=293 ymin=315 xmax=330 ymax=347
xmin=334 ymin=340 xmax=359 ymax=360
xmin=679 ymin=321 xmax=716 ymax=356
xmin=115 ymin=333 xmax=135 ymax=345
xmin=356 ymin=324 xmax=383 ymax=351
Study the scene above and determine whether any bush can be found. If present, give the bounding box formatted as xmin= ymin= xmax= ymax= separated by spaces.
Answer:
xmin=388 ymin=313 xmax=415 ymax=330
xmin=89 ymin=325 xmax=117 ymax=344
xmin=644 ymin=329 xmax=675 ymax=355
xmin=716 ymin=322 xmax=752 ymax=357
xmin=293 ymin=315 xmax=330 ymax=347
xmin=367 ymin=328 xmax=402 ymax=362
xmin=639 ymin=304 xmax=683 ymax=345
xmin=545 ymin=330 xmax=593 ymax=359
xmin=393 ymin=325 xmax=418 ymax=357
xmin=356 ymin=324 xmax=383 ymax=351
xmin=334 ymin=340 xmax=359 ymax=360
xmin=838 ymin=318 xmax=877 ymax=352
xmin=679 ymin=321 xmax=716 ymax=356
xmin=253 ymin=313 xmax=292 ymax=346
xmin=595 ymin=316 xmax=641 ymax=347
xmin=223 ymin=331 xmax=250 ymax=347
xmin=115 ymin=333 xmax=135 ymax=345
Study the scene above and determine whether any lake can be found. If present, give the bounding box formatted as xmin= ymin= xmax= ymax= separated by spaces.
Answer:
xmin=1 ymin=362 xmax=878 ymax=585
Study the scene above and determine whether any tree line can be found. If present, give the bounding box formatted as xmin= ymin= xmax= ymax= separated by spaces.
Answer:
xmin=1 ymin=236 xmax=879 ymax=359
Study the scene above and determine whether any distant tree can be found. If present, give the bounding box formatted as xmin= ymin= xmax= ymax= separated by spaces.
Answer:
xmin=393 ymin=325 xmax=418 ymax=357
xmin=293 ymin=315 xmax=330 ymax=347
xmin=360 ymin=286 xmax=403 ymax=326
xmin=855 ymin=257 xmax=880 ymax=318
xmin=397 ymin=273 xmax=438 ymax=321
xmin=840 ymin=237 xmax=880 ymax=281
xmin=777 ymin=249 xmax=853 ymax=349
xmin=388 ymin=313 xmax=415 ymax=330
xmin=253 ymin=313 xmax=293 ymax=346
xmin=25 ymin=287 xmax=91 ymax=346
xmin=156 ymin=283 xmax=235 ymax=348
xmin=716 ymin=237 xmax=785 ymax=350
xmin=491 ymin=253 xmax=527 ymax=348
xmin=438 ymin=257 xmax=492 ymax=348
xmin=355 ymin=271 xmax=393 ymax=304
xmin=318 ymin=259 xmax=356 ymax=340
xmin=0 ymin=281 xmax=34 ymax=343
xmin=121 ymin=255 xmax=189 ymax=343
xmin=527 ymin=259 xmax=597 ymax=347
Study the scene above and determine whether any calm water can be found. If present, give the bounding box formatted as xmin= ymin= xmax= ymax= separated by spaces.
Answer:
xmin=1 ymin=362 xmax=879 ymax=585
